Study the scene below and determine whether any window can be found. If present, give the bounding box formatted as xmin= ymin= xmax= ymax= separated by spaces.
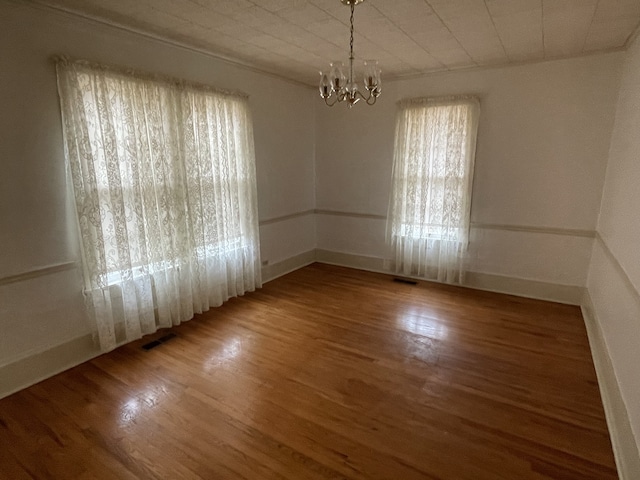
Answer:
xmin=56 ymin=58 xmax=261 ymax=351
xmin=387 ymin=96 xmax=480 ymax=283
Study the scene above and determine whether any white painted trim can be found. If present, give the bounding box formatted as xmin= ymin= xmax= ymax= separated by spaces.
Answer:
xmin=259 ymin=209 xmax=315 ymax=226
xmin=464 ymin=271 xmax=584 ymax=305
xmin=0 ymin=261 xmax=77 ymax=286
xmin=596 ymin=233 xmax=640 ymax=306
xmin=582 ymin=292 xmax=640 ymax=479
xmin=261 ymin=249 xmax=316 ymax=283
xmin=472 ymin=223 xmax=595 ymax=238
xmin=316 ymin=249 xmax=385 ymax=273
xmin=315 ymin=209 xmax=387 ymax=221
xmin=259 ymin=208 xmax=596 ymax=241
xmin=315 ymin=249 xmax=583 ymax=305
xmin=315 ymin=209 xmax=596 ymax=238
xmin=0 ymin=333 xmax=101 ymax=400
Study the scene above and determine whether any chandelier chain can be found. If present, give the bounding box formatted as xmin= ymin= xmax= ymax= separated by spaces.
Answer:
xmin=350 ymin=2 xmax=355 ymax=61
xmin=349 ymin=1 xmax=355 ymax=83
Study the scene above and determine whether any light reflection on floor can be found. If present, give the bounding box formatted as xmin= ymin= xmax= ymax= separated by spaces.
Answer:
xmin=119 ymin=386 xmax=166 ymax=426
xmin=205 ymin=337 xmax=243 ymax=371
xmin=117 ymin=337 xmax=248 ymax=426
xmin=397 ymin=306 xmax=449 ymax=341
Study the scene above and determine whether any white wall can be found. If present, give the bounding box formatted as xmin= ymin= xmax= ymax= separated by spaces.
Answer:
xmin=315 ymin=54 xmax=622 ymax=294
xmin=0 ymin=1 xmax=316 ymax=377
xmin=587 ymin=33 xmax=640 ymax=474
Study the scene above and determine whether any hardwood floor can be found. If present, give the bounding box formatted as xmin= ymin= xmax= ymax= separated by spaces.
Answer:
xmin=0 ymin=263 xmax=617 ymax=479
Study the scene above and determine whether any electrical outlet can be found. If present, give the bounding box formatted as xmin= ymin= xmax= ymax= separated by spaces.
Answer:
xmin=261 ymin=260 xmax=269 ymax=266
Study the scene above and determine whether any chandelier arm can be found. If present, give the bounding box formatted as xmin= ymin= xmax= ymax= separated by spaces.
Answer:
xmin=324 ymin=96 xmax=339 ymax=107
xmin=355 ymin=89 xmax=378 ymax=103
xmin=353 ymin=89 xmax=367 ymax=101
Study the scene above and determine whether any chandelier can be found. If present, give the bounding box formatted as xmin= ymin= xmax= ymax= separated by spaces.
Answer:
xmin=318 ymin=0 xmax=381 ymax=107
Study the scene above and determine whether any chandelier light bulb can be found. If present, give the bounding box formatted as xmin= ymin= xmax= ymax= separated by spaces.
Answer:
xmin=319 ymin=72 xmax=331 ymax=98
xmin=329 ymin=61 xmax=346 ymax=92
xmin=363 ymin=60 xmax=381 ymax=92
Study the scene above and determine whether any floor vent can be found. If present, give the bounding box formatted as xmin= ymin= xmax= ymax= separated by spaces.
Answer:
xmin=393 ymin=277 xmax=418 ymax=285
xmin=142 ymin=332 xmax=177 ymax=350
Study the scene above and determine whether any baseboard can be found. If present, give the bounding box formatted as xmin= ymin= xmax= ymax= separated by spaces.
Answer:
xmin=315 ymin=249 xmax=583 ymax=305
xmin=262 ymin=249 xmax=316 ymax=283
xmin=0 ymin=333 xmax=102 ymax=400
xmin=464 ymin=271 xmax=584 ymax=305
xmin=581 ymin=291 xmax=640 ymax=479
xmin=316 ymin=249 xmax=385 ymax=273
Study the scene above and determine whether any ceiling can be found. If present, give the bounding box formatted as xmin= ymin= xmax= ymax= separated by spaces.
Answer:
xmin=31 ymin=0 xmax=640 ymax=86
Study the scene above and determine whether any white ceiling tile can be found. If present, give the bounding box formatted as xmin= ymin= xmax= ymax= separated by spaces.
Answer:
xmin=213 ymin=18 xmax=258 ymax=39
xmin=415 ymin=41 xmax=475 ymax=68
xmin=542 ymin=0 xmax=598 ymax=57
xmin=277 ymin=3 xmax=332 ymax=24
xmin=592 ymin=0 xmax=640 ymax=20
xmin=306 ymin=18 xmax=350 ymax=48
xmin=488 ymin=8 xmax=544 ymax=61
xmin=51 ymin=0 xmax=145 ymax=16
xmin=399 ymin=49 xmax=447 ymax=71
xmin=369 ymin=0 xmax=439 ymax=26
xmin=584 ymin=0 xmax=640 ymax=49
xmin=136 ymin=0 xmax=227 ymax=30
xmin=426 ymin=0 xmax=509 ymax=64
xmin=485 ymin=0 xmax=542 ymax=17
xmin=249 ymin=0 xmax=302 ymax=13
xmin=308 ymin=0 xmax=352 ymax=19
xmin=428 ymin=0 xmax=487 ymax=18
xmin=244 ymin=33 xmax=292 ymax=52
xmin=129 ymin=4 xmax=194 ymax=33
xmin=191 ymin=0 xmax=254 ymax=16
xmin=230 ymin=5 xmax=281 ymax=28
xmin=584 ymin=17 xmax=640 ymax=50
xmin=30 ymin=0 xmax=640 ymax=85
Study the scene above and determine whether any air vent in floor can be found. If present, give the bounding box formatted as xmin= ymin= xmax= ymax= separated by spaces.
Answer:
xmin=142 ymin=332 xmax=177 ymax=350
xmin=393 ymin=277 xmax=418 ymax=285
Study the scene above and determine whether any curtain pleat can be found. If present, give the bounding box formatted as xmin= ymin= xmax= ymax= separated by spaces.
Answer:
xmin=56 ymin=59 xmax=261 ymax=352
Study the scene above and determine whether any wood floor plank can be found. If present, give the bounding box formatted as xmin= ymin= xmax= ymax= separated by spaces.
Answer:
xmin=0 ymin=263 xmax=617 ymax=479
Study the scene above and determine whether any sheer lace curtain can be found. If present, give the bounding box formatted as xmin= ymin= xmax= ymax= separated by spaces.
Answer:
xmin=387 ymin=96 xmax=480 ymax=284
xmin=56 ymin=58 xmax=261 ymax=352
